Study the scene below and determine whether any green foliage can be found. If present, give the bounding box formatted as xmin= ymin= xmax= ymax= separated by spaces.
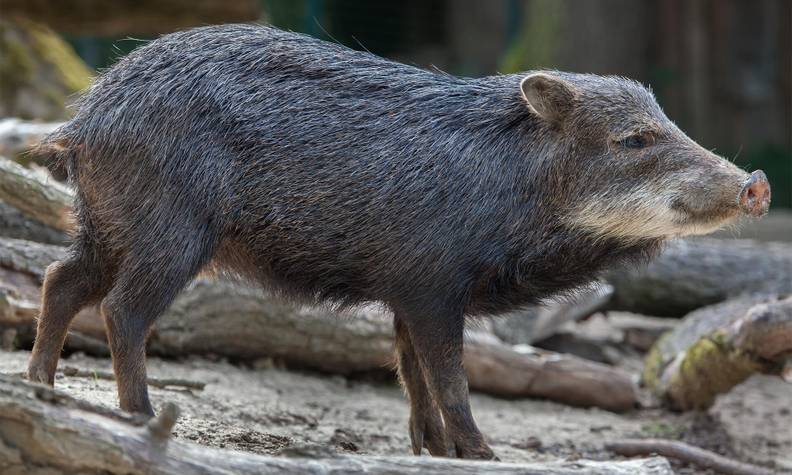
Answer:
xmin=499 ymin=0 xmax=563 ymax=73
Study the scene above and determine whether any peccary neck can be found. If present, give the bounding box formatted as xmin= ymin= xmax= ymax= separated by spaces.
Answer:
xmin=468 ymin=226 xmax=662 ymax=314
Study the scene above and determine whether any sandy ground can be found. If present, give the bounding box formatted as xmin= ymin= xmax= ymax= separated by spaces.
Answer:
xmin=1 ymin=349 xmax=790 ymax=473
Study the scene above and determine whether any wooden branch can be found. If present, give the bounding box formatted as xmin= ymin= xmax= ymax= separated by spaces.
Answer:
xmin=0 ymin=238 xmax=639 ymax=412
xmin=643 ymin=295 xmax=792 ymax=410
xmin=0 ymin=155 xmax=73 ymax=232
xmin=61 ymin=365 xmax=206 ymax=390
xmin=607 ymin=238 xmax=792 ymax=317
xmin=606 ymin=439 xmax=779 ymax=475
xmin=463 ymin=333 xmax=637 ymax=411
xmin=0 ymin=375 xmax=672 ymax=475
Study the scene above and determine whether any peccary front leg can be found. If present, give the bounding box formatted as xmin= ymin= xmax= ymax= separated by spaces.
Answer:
xmin=403 ymin=309 xmax=496 ymax=460
xmin=394 ymin=317 xmax=450 ymax=456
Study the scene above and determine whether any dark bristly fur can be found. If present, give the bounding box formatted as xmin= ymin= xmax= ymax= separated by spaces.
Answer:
xmin=28 ymin=24 xmax=758 ymax=459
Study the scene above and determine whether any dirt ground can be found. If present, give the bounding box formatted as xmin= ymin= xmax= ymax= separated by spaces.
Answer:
xmin=1 ymin=349 xmax=789 ymax=473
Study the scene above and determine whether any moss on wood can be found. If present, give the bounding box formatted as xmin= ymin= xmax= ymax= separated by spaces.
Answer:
xmin=642 ymin=294 xmax=792 ymax=411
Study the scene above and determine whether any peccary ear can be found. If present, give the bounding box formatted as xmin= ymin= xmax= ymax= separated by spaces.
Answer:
xmin=520 ymin=73 xmax=576 ymax=123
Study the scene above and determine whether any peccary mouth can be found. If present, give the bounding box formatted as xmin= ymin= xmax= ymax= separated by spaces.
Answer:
xmin=670 ymin=199 xmax=742 ymax=233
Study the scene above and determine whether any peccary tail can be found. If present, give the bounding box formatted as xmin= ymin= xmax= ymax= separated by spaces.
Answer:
xmin=32 ymin=132 xmax=75 ymax=182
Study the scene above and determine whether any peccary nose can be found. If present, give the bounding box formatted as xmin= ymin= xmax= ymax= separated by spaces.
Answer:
xmin=738 ymin=170 xmax=771 ymax=217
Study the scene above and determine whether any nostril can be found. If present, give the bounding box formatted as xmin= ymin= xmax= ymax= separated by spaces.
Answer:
xmin=739 ymin=170 xmax=771 ymax=216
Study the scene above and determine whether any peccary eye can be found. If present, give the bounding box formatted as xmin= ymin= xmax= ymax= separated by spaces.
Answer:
xmin=620 ymin=134 xmax=651 ymax=149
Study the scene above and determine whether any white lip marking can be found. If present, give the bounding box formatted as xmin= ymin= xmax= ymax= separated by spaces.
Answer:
xmin=569 ymin=185 xmax=739 ymax=241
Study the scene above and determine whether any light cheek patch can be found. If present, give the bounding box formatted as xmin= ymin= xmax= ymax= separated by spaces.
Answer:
xmin=566 ymin=184 xmax=739 ymax=241
xmin=569 ymin=193 xmax=679 ymax=241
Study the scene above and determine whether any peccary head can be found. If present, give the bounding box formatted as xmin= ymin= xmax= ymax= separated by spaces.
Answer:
xmin=520 ymin=72 xmax=770 ymax=242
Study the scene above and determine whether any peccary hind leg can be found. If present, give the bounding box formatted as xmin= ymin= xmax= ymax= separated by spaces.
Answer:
xmin=401 ymin=308 xmax=495 ymax=460
xmin=28 ymin=238 xmax=109 ymax=385
xmin=101 ymin=224 xmax=216 ymax=416
xmin=394 ymin=317 xmax=450 ymax=456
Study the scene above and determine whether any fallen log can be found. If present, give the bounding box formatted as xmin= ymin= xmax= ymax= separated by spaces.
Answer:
xmin=0 ymin=374 xmax=672 ymax=475
xmin=0 ymin=201 xmax=68 ymax=244
xmin=607 ymin=238 xmax=792 ymax=317
xmin=606 ymin=439 xmax=779 ymax=475
xmin=643 ymin=294 xmax=792 ymax=410
xmin=0 ymin=155 xmax=73 ymax=232
xmin=462 ymin=334 xmax=636 ymax=409
xmin=0 ymin=237 xmax=639 ymax=411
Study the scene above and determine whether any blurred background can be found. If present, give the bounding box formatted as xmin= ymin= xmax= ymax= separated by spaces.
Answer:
xmin=1 ymin=0 xmax=790 ymax=209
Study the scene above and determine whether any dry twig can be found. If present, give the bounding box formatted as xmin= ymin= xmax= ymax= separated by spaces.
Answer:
xmin=61 ymin=365 xmax=206 ymax=390
xmin=606 ymin=438 xmax=779 ymax=475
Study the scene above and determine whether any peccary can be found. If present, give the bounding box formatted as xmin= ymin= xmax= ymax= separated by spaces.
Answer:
xmin=29 ymin=24 xmax=770 ymax=459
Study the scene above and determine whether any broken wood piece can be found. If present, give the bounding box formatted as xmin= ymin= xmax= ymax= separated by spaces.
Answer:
xmin=147 ymin=402 xmax=180 ymax=440
xmin=158 ymin=279 xmax=640 ymax=411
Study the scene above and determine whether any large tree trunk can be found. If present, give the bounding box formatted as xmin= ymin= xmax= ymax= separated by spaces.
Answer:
xmin=643 ymin=294 xmax=792 ymax=410
xmin=0 ymin=238 xmax=639 ymax=412
xmin=607 ymin=238 xmax=792 ymax=317
xmin=0 ymin=375 xmax=672 ymax=475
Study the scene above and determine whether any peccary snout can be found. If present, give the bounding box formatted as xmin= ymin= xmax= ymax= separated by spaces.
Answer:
xmin=739 ymin=170 xmax=771 ymax=217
